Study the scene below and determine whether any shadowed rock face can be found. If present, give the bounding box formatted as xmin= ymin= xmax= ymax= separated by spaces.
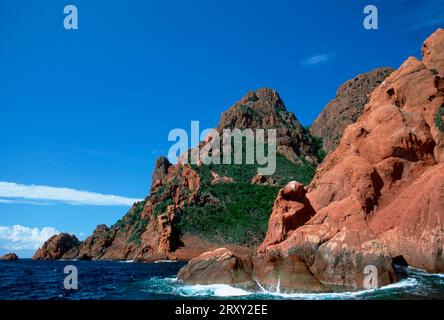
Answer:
xmin=310 ymin=67 xmax=394 ymax=154
xmin=178 ymin=29 xmax=444 ymax=292
xmin=151 ymin=156 xmax=172 ymax=193
xmin=258 ymin=181 xmax=316 ymax=252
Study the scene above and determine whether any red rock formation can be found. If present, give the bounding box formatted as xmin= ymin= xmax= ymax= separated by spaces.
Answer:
xmin=371 ymin=164 xmax=444 ymax=272
xmin=258 ymin=181 xmax=315 ymax=252
xmin=177 ymin=247 xmax=255 ymax=288
xmin=134 ymin=203 xmax=180 ymax=261
xmin=254 ymin=28 xmax=444 ymax=291
xmin=33 ymin=233 xmax=81 ymax=260
xmin=422 ymin=29 xmax=444 ymax=75
xmin=75 ymin=225 xmax=125 ymax=260
xmin=150 ymin=156 xmax=172 ymax=194
xmin=78 ymin=164 xmax=203 ymax=262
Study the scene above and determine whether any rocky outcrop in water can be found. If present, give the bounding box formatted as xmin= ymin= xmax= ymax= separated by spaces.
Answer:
xmin=0 ymin=253 xmax=19 ymax=260
xmin=33 ymin=233 xmax=81 ymax=260
xmin=177 ymin=247 xmax=254 ymax=288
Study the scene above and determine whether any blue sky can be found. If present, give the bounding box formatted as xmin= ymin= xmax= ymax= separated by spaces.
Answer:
xmin=1 ymin=0 xmax=443 ymax=257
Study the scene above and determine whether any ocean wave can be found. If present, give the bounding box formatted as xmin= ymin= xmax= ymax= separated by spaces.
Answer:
xmin=141 ymin=277 xmax=252 ymax=297
xmin=406 ymin=266 xmax=444 ymax=278
xmin=141 ymin=275 xmax=421 ymax=300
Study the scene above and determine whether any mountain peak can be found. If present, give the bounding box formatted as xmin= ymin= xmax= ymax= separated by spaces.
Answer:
xmin=216 ymin=88 xmax=318 ymax=164
xmin=229 ymin=87 xmax=287 ymax=116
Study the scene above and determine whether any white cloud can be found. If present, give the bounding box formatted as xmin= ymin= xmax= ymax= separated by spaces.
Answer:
xmin=0 ymin=225 xmax=60 ymax=251
xmin=0 ymin=181 xmax=142 ymax=206
xmin=301 ymin=54 xmax=333 ymax=66
xmin=0 ymin=198 xmax=54 ymax=206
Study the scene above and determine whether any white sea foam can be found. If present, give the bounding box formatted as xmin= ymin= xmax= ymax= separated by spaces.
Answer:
xmin=251 ymin=277 xmax=419 ymax=300
xmin=379 ymin=277 xmax=418 ymax=290
xmin=119 ymin=260 xmax=134 ymax=263
xmin=178 ymin=284 xmax=252 ymax=297
xmin=142 ymin=277 xmax=251 ymax=297
xmin=170 ymin=277 xmax=420 ymax=299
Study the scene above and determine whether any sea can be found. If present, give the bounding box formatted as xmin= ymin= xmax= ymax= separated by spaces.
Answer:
xmin=0 ymin=260 xmax=443 ymax=300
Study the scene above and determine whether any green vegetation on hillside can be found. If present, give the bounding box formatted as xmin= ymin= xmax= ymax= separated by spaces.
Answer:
xmin=113 ymin=201 xmax=144 ymax=229
xmin=178 ymin=183 xmax=279 ymax=246
xmin=115 ymin=136 xmax=322 ymax=248
xmin=191 ymin=140 xmax=317 ymax=186
xmin=175 ymin=138 xmax=320 ymax=246
xmin=193 ymin=154 xmax=315 ymax=187
xmin=153 ymin=198 xmax=174 ymax=216
xmin=113 ymin=201 xmax=149 ymax=245
xmin=128 ymin=202 xmax=149 ymax=245
xmin=177 ymin=138 xmax=320 ymax=246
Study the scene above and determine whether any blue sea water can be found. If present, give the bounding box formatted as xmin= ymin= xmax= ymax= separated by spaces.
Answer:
xmin=0 ymin=260 xmax=443 ymax=300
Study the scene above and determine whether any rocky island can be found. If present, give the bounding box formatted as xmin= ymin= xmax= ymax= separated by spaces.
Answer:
xmin=0 ymin=253 xmax=19 ymax=261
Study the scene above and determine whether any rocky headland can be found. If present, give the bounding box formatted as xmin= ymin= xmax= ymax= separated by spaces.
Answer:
xmin=34 ymin=29 xmax=444 ymax=293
